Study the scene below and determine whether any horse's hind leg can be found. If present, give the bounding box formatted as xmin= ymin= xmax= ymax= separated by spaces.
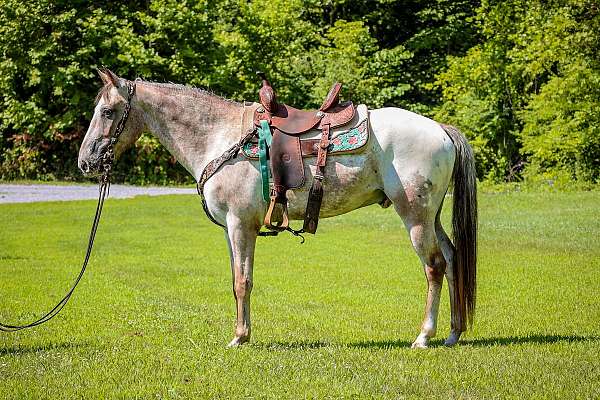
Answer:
xmin=223 ymin=217 xmax=258 ymax=347
xmin=435 ymin=220 xmax=463 ymax=346
xmin=389 ymin=179 xmax=448 ymax=348
xmin=406 ymin=219 xmax=447 ymax=348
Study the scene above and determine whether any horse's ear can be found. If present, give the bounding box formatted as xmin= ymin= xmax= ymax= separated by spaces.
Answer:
xmin=97 ymin=67 xmax=121 ymax=88
xmin=98 ymin=68 xmax=110 ymax=85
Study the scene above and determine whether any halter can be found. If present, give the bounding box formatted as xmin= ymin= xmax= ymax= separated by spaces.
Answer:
xmin=0 ymin=81 xmax=136 ymax=332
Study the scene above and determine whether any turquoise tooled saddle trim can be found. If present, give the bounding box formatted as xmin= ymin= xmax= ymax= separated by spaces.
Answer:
xmin=242 ymin=118 xmax=369 ymax=159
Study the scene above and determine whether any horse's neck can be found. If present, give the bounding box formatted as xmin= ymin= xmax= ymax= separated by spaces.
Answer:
xmin=134 ymin=83 xmax=243 ymax=180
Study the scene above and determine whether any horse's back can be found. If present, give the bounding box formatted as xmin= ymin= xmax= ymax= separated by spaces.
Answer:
xmin=369 ymin=107 xmax=455 ymax=163
xmin=287 ymin=107 xmax=455 ymax=220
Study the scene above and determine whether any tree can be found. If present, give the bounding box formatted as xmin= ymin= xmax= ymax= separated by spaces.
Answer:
xmin=435 ymin=0 xmax=600 ymax=183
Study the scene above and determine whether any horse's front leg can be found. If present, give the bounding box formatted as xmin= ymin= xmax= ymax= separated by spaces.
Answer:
xmin=224 ymin=216 xmax=258 ymax=347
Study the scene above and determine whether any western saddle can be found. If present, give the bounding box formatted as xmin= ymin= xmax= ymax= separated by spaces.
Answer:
xmin=254 ymin=72 xmax=355 ymax=235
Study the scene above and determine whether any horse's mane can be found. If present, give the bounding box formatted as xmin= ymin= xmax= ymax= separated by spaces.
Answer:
xmin=95 ymin=79 xmax=241 ymax=105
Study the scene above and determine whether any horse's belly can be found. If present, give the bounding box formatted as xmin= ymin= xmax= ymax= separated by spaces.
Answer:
xmin=285 ymin=153 xmax=385 ymax=220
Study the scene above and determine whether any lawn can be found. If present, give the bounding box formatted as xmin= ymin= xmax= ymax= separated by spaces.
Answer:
xmin=1 ymin=190 xmax=599 ymax=399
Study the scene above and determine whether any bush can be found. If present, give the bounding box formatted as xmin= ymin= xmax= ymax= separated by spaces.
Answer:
xmin=4 ymin=0 xmax=596 ymax=185
xmin=435 ymin=0 xmax=600 ymax=183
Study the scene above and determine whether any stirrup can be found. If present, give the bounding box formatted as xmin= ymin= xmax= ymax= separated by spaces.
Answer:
xmin=264 ymin=194 xmax=289 ymax=232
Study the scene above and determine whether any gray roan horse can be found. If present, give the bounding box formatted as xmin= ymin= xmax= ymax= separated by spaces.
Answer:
xmin=78 ymin=69 xmax=477 ymax=348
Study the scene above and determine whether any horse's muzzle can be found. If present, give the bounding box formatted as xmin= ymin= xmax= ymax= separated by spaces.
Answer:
xmin=78 ymin=139 xmax=110 ymax=177
xmin=78 ymin=156 xmax=103 ymax=177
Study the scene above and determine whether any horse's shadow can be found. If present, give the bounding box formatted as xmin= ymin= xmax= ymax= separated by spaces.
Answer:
xmin=349 ymin=334 xmax=599 ymax=349
xmin=255 ymin=334 xmax=599 ymax=350
xmin=0 ymin=341 xmax=89 ymax=356
xmin=2 ymin=334 xmax=596 ymax=354
xmin=254 ymin=340 xmax=336 ymax=350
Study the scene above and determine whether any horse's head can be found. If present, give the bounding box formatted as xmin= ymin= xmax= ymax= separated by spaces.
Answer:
xmin=78 ymin=69 xmax=143 ymax=176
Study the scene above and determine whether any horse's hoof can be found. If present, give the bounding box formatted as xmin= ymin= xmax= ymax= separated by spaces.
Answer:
xmin=411 ymin=332 xmax=431 ymax=348
xmin=411 ymin=339 xmax=428 ymax=349
xmin=444 ymin=331 xmax=461 ymax=347
xmin=227 ymin=336 xmax=249 ymax=348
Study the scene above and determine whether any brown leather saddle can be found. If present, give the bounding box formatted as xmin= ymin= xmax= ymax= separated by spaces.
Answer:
xmin=254 ymin=72 xmax=355 ymax=235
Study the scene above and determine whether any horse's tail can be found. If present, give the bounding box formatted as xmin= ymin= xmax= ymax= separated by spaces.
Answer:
xmin=441 ymin=124 xmax=477 ymax=331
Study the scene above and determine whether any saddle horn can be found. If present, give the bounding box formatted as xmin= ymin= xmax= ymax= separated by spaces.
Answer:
xmin=256 ymin=71 xmax=278 ymax=113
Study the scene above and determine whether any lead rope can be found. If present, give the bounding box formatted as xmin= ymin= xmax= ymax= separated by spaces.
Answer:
xmin=0 ymin=81 xmax=135 ymax=332
xmin=0 ymin=175 xmax=110 ymax=332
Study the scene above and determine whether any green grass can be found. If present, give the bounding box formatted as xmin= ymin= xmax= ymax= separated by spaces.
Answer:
xmin=1 ymin=191 xmax=599 ymax=399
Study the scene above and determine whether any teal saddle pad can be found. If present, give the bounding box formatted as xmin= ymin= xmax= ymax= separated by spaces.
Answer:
xmin=242 ymin=118 xmax=369 ymax=159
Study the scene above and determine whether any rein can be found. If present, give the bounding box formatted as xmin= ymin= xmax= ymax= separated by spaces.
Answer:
xmin=0 ymin=81 xmax=135 ymax=332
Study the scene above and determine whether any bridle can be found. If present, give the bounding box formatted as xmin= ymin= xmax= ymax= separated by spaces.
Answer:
xmin=0 ymin=81 xmax=136 ymax=332
xmin=101 ymin=81 xmax=136 ymax=182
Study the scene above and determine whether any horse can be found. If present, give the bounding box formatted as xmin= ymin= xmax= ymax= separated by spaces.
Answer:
xmin=78 ymin=69 xmax=477 ymax=348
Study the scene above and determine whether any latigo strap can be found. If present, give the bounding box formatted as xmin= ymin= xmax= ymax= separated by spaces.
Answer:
xmin=303 ymin=123 xmax=330 ymax=234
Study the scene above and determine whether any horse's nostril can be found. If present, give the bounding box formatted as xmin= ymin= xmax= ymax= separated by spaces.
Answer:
xmin=80 ymin=160 xmax=89 ymax=173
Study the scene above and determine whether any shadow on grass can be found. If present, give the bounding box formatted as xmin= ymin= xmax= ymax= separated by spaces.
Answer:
xmin=253 ymin=340 xmax=335 ymax=350
xmin=348 ymin=334 xmax=600 ymax=349
xmin=254 ymin=338 xmax=418 ymax=350
xmin=463 ymin=334 xmax=600 ymax=347
xmin=0 ymin=341 xmax=90 ymax=356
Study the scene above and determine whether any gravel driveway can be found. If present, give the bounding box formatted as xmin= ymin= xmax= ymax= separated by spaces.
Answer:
xmin=0 ymin=184 xmax=196 ymax=204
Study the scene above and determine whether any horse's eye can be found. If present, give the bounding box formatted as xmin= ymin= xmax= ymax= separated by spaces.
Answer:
xmin=102 ymin=109 xmax=114 ymax=119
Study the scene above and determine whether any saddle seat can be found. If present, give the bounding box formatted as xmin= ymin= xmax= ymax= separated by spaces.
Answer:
xmin=254 ymin=81 xmax=355 ymax=135
xmin=252 ymin=73 xmax=357 ymax=235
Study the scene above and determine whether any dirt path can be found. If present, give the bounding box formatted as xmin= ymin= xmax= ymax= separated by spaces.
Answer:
xmin=0 ymin=184 xmax=196 ymax=204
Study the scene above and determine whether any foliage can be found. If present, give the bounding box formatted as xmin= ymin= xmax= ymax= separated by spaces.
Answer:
xmin=0 ymin=0 xmax=211 ymax=183
xmin=0 ymin=0 xmax=477 ymax=183
xmin=435 ymin=0 xmax=600 ymax=183
xmin=0 ymin=0 xmax=598 ymax=184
